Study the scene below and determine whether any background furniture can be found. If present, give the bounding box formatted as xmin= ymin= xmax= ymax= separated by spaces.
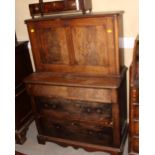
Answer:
xmin=15 ymin=41 xmax=33 ymax=144
xmin=129 ymin=36 xmax=139 ymax=154
xmin=29 ymin=0 xmax=92 ymax=18
xmin=24 ymin=12 xmax=127 ymax=155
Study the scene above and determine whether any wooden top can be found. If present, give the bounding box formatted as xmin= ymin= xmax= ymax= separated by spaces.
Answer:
xmin=24 ymin=66 xmax=127 ymax=89
xmin=25 ymin=11 xmax=124 ymax=23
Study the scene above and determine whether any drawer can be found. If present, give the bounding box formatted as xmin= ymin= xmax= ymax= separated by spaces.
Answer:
xmin=131 ymin=88 xmax=139 ymax=103
xmin=132 ymin=120 xmax=139 ymax=135
xmin=35 ymin=96 xmax=112 ymax=125
xmin=27 ymin=84 xmax=111 ymax=103
xmin=132 ymin=104 xmax=139 ymax=119
xmin=29 ymin=0 xmax=76 ymax=16
xmin=38 ymin=117 xmax=113 ymax=146
xmin=131 ymin=137 xmax=139 ymax=153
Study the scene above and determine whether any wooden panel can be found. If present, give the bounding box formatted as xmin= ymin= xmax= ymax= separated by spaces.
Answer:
xmin=35 ymin=96 xmax=112 ymax=124
xmin=72 ymin=26 xmax=108 ymax=66
xmin=37 ymin=27 xmax=69 ymax=65
xmin=26 ymin=14 xmax=122 ymax=75
xmin=27 ymin=84 xmax=111 ymax=103
xmin=70 ymin=17 xmax=114 ymax=68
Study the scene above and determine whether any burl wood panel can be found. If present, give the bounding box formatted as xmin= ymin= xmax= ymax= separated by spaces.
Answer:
xmin=38 ymin=27 xmax=69 ymax=65
xmin=71 ymin=17 xmax=114 ymax=66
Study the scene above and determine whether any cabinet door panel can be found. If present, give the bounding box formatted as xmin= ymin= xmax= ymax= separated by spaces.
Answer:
xmin=69 ymin=17 xmax=115 ymax=71
xmin=37 ymin=27 xmax=69 ymax=65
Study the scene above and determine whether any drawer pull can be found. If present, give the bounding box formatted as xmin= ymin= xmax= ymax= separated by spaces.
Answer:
xmin=96 ymin=108 xmax=102 ymax=114
xmin=35 ymin=6 xmax=39 ymax=11
xmin=86 ymin=107 xmax=92 ymax=113
xmin=71 ymin=122 xmax=78 ymax=126
xmin=51 ymin=104 xmax=57 ymax=109
xmin=109 ymin=121 xmax=113 ymax=126
xmin=55 ymin=125 xmax=61 ymax=129
xmin=75 ymin=103 xmax=81 ymax=108
xmin=88 ymin=130 xmax=93 ymax=135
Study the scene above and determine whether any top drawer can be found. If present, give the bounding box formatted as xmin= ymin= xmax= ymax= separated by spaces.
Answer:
xmin=26 ymin=84 xmax=111 ymax=103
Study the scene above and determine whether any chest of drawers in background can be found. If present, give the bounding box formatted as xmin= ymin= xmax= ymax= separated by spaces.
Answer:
xmin=15 ymin=41 xmax=34 ymax=144
xmin=24 ymin=11 xmax=128 ymax=155
xmin=129 ymin=36 xmax=139 ymax=155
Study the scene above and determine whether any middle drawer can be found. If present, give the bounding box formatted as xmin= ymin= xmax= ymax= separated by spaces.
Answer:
xmin=35 ymin=96 xmax=112 ymax=125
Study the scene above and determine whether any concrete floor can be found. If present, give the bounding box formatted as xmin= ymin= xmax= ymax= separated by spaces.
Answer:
xmin=16 ymin=121 xmax=128 ymax=155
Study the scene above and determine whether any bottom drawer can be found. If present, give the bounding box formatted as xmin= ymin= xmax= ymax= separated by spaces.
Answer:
xmin=38 ymin=117 xmax=113 ymax=146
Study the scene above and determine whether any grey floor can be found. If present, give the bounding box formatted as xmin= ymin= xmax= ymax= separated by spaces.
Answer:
xmin=16 ymin=121 xmax=128 ymax=155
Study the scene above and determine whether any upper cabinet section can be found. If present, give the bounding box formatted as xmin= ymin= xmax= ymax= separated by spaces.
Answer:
xmin=25 ymin=12 xmax=124 ymax=76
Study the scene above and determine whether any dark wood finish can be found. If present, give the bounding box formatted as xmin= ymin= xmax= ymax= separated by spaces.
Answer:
xmin=24 ymin=12 xmax=127 ymax=155
xmin=129 ymin=36 xmax=139 ymax=155
xmin=15 ymin=41 xmax=33 ymax=144
xmin=24 ymin=67 xmax=127 ymax=154
xmin=25 ymin=12 xmax=124 ymax=76
xmin=29 ymin=0 xmax=92 ymax=18
xmin=15 ymin=151 xmax=26 ymax=155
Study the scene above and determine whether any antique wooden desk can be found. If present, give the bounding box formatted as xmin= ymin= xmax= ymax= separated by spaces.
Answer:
xmin=24 ymin=12 xmax=128 ymax=155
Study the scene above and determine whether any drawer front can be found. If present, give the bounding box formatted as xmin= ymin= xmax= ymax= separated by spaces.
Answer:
xmin=132 ymin=104 xmax=139 ymax=119
xmin=131 ymin=88 xmax=139 ymax=103
xmin=132 ymin=120 xmax=139 ymax=135
xmin=27 ymin=84 xmax=111 ymax=103
xmin=131 ymin=137 xmax=139 ymax=153
xmin=38 ymin=117 xmax=113 ymax=146
xmin=35 ymin=96 xmax=112 ymax=124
